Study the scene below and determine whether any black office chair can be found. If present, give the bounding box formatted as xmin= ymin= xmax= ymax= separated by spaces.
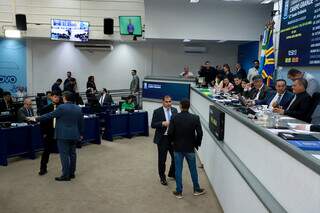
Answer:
xmin=307 ymin=92 xmax=320 ymax=123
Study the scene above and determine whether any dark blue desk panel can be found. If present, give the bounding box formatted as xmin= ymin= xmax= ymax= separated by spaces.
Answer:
xmin=102 ymin=113 xmax=129 ymax=141
xmin=142 ymin=81 xmax=190 ymax=101
xmin=0 ymin=125 xmax=44 ymax=166
xmin=128 ymin=111 xmax=149 ymax=136
xmin=102 ymin=111 xmax=149 ymax=141
xmin=83 ymin=116 xmax=101 ymax=144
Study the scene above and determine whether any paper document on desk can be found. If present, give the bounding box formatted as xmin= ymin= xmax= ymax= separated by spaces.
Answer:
xmin=267 ymin=129 xmax=296 ymax=134
xmin=312 ymin=154 xmax=320 ymax=160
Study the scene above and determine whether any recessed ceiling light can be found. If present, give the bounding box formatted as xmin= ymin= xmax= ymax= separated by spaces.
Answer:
xmin=190 ymin=0 xmax=199 ymax=3
xmin=261 ymin=0 xmax=272 ymax=4
xmin=5 ymin=29 xmax=21 ymax=38
xmin=183 ymin=39 xmax=191 ymax=42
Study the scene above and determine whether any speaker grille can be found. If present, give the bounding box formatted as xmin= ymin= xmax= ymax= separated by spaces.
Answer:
xmin=104 ymin=18 xmax=114 ymax=35
xmin=16 ymin=14 xmax=27 ymax=31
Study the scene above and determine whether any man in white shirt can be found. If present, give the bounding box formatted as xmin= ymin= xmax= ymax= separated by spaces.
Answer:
xmin=255 ymin=79 xmax=294 ymax=109
xmin=180 ymin=65 xmax=194 ymax=78
xmin=151 ymin=96 xmax=178 ymax=185
xmin=99 ymin=88 xmax=113 ymax=106
xmin=247 ymin=60 xmax=260 ymax=82
xmin=287 ymin=68 xmax=320 ymax=97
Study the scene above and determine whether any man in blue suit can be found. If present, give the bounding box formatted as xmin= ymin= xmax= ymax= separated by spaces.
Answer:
xmin=35 ymin=91 xmax=84 ymax=181
xmin=255 ymin=79 xmax=294 ymax=110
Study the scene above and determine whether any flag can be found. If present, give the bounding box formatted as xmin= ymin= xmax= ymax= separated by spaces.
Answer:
xmin=260 ymin=22 xmax=275 ymax=86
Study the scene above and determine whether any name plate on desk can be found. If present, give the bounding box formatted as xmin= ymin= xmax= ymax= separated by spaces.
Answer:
xmin=209 ymin=105 xmax=225 ymax=141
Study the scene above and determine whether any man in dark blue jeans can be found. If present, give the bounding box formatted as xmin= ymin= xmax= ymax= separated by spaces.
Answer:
xmin=168 ymin=99 xmax=205 ymax=199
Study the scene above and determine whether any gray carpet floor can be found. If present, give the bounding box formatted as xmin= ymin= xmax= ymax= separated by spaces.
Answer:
xmin=0 ymin=130 xmax=223 ymax=213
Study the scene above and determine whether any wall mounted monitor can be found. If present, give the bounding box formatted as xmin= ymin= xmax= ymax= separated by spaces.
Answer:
xmin=119 ymin=16 xmax=142 ymax=36
xmin=51 ymin=19 xmax=89 ymax=42
xmin=278 ymin=0 xmax=319 ymax=66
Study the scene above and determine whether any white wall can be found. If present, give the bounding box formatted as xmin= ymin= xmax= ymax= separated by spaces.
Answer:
xmin=27 ymin=39 xmax=238 ymax=94
xmin=145 ymin=0 xmax=273 ymax=41
xmin=0 ymin=0 xmax=145 ymax=40
xmin=150 ymin=41 xmax=238 ymax=76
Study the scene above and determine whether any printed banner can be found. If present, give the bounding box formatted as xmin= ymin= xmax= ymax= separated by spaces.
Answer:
xmin=0 ymin=39 xmax=27 ymax=96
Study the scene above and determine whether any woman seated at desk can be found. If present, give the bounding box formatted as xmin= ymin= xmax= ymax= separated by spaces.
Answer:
xmin=121 ymin=95 xmax=135 ymax=112
xmin=217 ymin=76 xmax=234 ymax=93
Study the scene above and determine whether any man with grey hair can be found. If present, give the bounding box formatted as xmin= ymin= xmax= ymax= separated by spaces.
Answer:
xmin=287 ymin=68 xmax=320 ymax=97
xmin=17 ymin=98 xmax=34 ymax=122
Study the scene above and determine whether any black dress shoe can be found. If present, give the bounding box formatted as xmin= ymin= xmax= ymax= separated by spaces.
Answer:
xmin=38 ymin=170 xmax=47 ymax=176
xmin=70 ymin=174 xmax=75 ymax=179
xmin=55 ymin=176 xmax=71 ymax=181
xmin=160 ymin=179 xmax=168 ymax=185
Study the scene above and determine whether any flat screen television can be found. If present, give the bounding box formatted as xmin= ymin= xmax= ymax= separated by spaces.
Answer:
xmin=119 ymin=16 xmax=142 ymax=36
xmin=51 ymin=19 xmax=89 ymax=42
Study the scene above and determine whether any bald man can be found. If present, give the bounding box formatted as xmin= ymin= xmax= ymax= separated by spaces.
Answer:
xmin=17 ymin=98 xmax=34 ymax=122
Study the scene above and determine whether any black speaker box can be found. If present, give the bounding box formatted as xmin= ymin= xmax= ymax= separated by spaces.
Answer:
xmin=104 ymin=18 xmax=114 ymax=35
xmin=16 ymin=14 xmax=27 ymax=31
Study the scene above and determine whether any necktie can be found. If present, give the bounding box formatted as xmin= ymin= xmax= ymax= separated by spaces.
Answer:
xmin=275 ymin=94 xmax=282 ymax=105
xmin=53 ymin=105 xmax=57 ymax=128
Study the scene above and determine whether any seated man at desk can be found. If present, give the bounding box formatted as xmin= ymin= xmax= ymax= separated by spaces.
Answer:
xmin=17 ymin=98 xmax=34 ymax=122
xmin=255 ymin=79 xmax=294 ymax=109
xmin=121 ymin=95 xmax=135 ymax=112
xmin=232 ymin=75 xmax=244 ymax=94
xmin=273 ymin=78 xmax=311 ymax=122
xmin=99 ymin=88 xmax=114 ymax=106
xmin=0 ymin=92 xmax=14 ymax=112
xmin=247 ymin=75 xmax=271 ymax=101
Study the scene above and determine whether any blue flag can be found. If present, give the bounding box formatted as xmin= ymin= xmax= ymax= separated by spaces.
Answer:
xmin=260 ymin=27 xmax=275 ymax=86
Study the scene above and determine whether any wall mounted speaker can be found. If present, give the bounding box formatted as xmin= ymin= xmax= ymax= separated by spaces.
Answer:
xmin=16 ymin=14 xmax=27 ymax=31
xmin=104 ymin=18 xmax=114 ymax=35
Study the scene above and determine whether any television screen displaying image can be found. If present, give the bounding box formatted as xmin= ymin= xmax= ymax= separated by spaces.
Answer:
xmin=51 ymin=19 xmax=89 ymax=42
xmin=119 ymin=16 xmax=142 ymax=36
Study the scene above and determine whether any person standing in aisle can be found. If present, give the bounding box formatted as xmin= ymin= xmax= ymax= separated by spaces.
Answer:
xmin=38 ymin=91 xmax=61 ymax=175
xmin=33 ymin=91 xmax=84 ymax=181
xmin=168 ymin=99 xmax=205 ymax=199
xmin=151 ymin=95 xmax=177 ymax=185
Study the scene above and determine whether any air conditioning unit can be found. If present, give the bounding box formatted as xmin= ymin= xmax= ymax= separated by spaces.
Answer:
xmin=74 ymin=43 xmax=114 ymax=51
xmin=183 ymin=46 xmax=207 ymax=53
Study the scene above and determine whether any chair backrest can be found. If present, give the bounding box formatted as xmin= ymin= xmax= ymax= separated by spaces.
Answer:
xmin=308 ymin=92 xmax=320 ymax=123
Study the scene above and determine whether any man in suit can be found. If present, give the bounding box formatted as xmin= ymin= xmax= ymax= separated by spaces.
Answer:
xmin=287 ymin=68 xmax=320 ymax=96
xmin=38 ymin=92 xmax=61 ymax=176
xmin=255 ymin=79 xmax=294 ymax=110
xmin=34 ymin=91 xmax=84 ymax=181
xmin=198 ymin=61 xmax=217 ymax=86
xmin=151 ymin=95 xmax=177 ymax=185
xmin=0 ymin=92 xmax=13 ymax=112
xmin=248 ymin=75 xmax=271 ymax=101
xmin=17 ymin=98 xmax=34 ymax=122
xmin=274 ymin=78 xmax=312 ymax=122
xmin=51 ymin=79 xmax=62 ymax=95
xmin=63 ymin=71 xmax=73 ymax=90
xmin=99 ymin=88 xmax=113 ymax=106
xmin=235 ymin=63 xmax=247 ymax=80
xmin=168 ymin=99 xmax=205 ymax=199
xmin=130 ymin=70 xmax=140 ymax=94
